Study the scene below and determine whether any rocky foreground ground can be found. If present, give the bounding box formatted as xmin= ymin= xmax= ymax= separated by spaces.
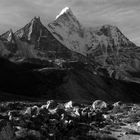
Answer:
xmin=0 ymin=100 xmax=140 ymax=140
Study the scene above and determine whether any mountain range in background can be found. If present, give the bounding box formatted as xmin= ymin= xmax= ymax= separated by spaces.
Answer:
xmin=0 ymin=7 xmax=140 ymax=102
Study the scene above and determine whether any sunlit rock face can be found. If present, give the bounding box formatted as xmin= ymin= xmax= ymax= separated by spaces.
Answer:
xmin=48 ymin=7 xmax=140 ymax=82
xmin=14 ymin=16 xmax=85 ymax=61
xmin=49 ymin=7 xmax=134 ymax=56
xmin=0 ymin=17 xmax=85 ymax=62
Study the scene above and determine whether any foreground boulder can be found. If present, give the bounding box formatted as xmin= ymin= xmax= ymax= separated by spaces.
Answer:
xmin=91 ymin=100 xmax=107 ymax=111
xmin=64 ymin=101 xmax=73 ymax=109
xmin=41 ymin=100 xmax=58 ymax=110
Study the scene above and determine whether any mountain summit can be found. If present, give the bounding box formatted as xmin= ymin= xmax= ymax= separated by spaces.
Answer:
xmin=56 ymin=7 xmax=73 ymax=19
xmin=15 ymin=16 xmax=43 ymax=43
xmin=49 ymin=7 xmax=84 ymax=55
xmin=1 ymin=29 xmax=15 ymax=43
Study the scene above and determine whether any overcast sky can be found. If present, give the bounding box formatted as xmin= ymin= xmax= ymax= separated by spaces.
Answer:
xmin=0 ymin=0 xmax=140 ymax=45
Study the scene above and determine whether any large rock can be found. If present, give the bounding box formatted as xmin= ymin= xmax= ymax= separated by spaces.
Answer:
xmin=41 ymin=100 xmax=58 ymax=110
xmin=113 ymin=101 xmax=123 ymax=107
xmin=23 ymin=107 xmax=32 ymax=116
xmin=64 ymin=101 xmax=73 ymax=109
xmin=46 ymin=100 xmax=58 ymax=110
xmin=91 ymin=100 xmax=107 ymax=111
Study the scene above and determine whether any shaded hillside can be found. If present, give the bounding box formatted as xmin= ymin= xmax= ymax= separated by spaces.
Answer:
xmin=0 ymin=58 xmax=140 ymax=102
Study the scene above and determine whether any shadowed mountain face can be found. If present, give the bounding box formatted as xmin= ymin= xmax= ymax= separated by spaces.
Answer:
xmin=0 ymin=7 xmax=140 ymax=102
xmin=0 ymin=57 xmax=140 ymax=102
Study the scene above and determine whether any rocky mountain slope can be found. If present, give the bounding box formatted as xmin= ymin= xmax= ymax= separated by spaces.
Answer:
xmin=48 ymin=7 xmax=140 ymax=82
xmin=0 ymin=16 xmax=85 ymax=62
xmin=49 ymin=7 xmax=136 ymax=55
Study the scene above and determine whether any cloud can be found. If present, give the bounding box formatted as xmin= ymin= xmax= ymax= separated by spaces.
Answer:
xmin=0 ymin=0 xmax=140 ymax=45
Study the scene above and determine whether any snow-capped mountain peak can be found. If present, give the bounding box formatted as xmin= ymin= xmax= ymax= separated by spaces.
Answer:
xmin=56 ymin=7 xmax=72 ymax=19
xmin=48 ymin=7 xmax=86 ymax=55
xmin=54 ymin=6 xmax=79 ymax=25
xmin=49 ymin=5 xmax=136 ymax=56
